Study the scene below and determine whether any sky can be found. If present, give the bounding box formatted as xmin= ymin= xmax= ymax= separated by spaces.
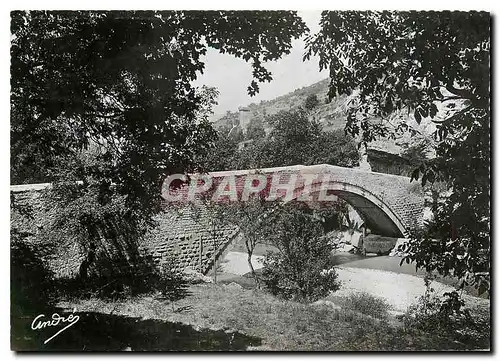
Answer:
xmin=192 ymin=11 xmax=328 ymax=116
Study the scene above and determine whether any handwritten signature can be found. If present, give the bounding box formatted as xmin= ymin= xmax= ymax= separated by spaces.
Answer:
xmin=31 ymin=309 xmax=80 ymax=344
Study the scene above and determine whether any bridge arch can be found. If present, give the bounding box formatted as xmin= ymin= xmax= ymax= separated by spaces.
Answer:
xmin=154 ymin=163 xmax=425 ymax=273
xmin=289 ymin=180 xmax=408 ymax=237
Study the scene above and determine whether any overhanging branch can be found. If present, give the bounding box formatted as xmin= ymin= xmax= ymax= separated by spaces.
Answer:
xmin=445 ymin=84 xmax=476 ymax=102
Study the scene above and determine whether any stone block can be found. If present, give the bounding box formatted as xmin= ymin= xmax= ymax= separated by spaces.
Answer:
xmin=362 ymin=234 xmax=398 ymax=255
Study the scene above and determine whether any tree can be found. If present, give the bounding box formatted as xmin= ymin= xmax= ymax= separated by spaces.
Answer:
xmin=262 ymin=204 xmax=341 ymax=302
xmin=245 ymin=117 xmax=266 ymax=140
xmin=400 ymin=140 xmax=433 ymax=169
xmin=11 ymin=10 xmax=307 ymax=203
xmin=11 ymin=11 xmax=307 ymax=278
xmin=309 ymin=130 xmax=360 ymax=168
xmin=304 ymin=93 xmax=319 ymax=110
xmin=264 ymin=108 xmax=322 ymax=167
xmin=224 ymin=195 xmax=281 ymax=285
xmin=157 ymin=259 xmax=190 ymax=312
xmin=198 ymin=127 xmax=239 ymax=172
xmin=262 ymin=109 xmax=359 ymax=168
xmin=202 ymin=108 xmax=360 ymax=171
xmin=305 ymin=11 xmax=490 ymax=295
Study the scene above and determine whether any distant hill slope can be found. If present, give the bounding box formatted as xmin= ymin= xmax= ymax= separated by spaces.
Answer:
xmin=214 ymin=78 xmax=353 ymax=132
xmin=213 ymin=78 xmax=451 ymax=162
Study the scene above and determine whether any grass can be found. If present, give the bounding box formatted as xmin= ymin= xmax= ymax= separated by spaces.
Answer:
xmin=333 ymin=292 xmax=392 ymax=320
xmin=57 ymin=283 xmax=490 ymax=351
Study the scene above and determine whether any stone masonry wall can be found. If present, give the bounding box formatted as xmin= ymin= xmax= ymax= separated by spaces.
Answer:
xmin=143 ymin=205 xmax=239 ymax=274
xmin=11 ymin=185 xmax=239 ymax=278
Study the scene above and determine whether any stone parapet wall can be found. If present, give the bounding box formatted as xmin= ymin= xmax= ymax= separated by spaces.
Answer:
xmin=11 ymin=185 xmax=239 ymax=278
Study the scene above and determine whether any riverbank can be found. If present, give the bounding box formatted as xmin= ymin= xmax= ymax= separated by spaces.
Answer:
xmin=53 ymin=281 xmax=489 ymax=351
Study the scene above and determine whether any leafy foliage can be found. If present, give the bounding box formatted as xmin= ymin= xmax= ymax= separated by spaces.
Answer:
xmin=313 ymin=202 xmax=349 ymax=233
xmin=156 ymin=260 xmax=190 ymax=312
xmin=11 ymin=191 xmax=56 ymax=317
xmin=304 ymin=93 xmax=319 ymax=110
xmin=197 ymin=127 xmax=240 ymax=173
xmin=224 ymin=196 xmax=282 ymax=284
xmin=400 ymin=141 xmax=431 ymax=169
xmin=11 ymin=9 xmax=307 ymax=207
xmin=264 ymin=109 xmax=359 ymax=168
xmin=306 ymin=11 xmax=490 ymax=295
xmin=245 ymin=117 xmax=266 ymax=140
xmin=401 ymin=275 xmax=490 ymax=349
xmin=306 ymin=11 xmax=489 ymax=134
xmin=265 ymin=108 xmax=323 ymax=166
xmin=16 ymin=149 xmax=178 ymax=300
xmin=11 ymin=237 xmax=55 ymax=315
xmin=11 ymin=11 xmax=307 ymax=288
xmin=204 ymin=109 xmax=359 ymax=171
xmin=38 ymin=146 xmax=156 ymax=279
xmin=262 ymin=204 xmax=341 ymax=302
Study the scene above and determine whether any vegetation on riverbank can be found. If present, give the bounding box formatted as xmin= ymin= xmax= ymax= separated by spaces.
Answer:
xmin=54 ymin=282 xmax=489 ymax=351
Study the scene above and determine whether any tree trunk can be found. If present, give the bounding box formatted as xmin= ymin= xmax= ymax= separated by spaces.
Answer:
xmin=360 ymin=226 xmax=366 ymax=256
xmin=199 ymin=237 xmax=203 ymax=273
xmin=78 ymin=243 xmax=96 ymax=281
xmin=247 ymin=251 xmax=260 ymax=287
xmin=212 ymin=241 xmax=217 ymax=284
xmin=245 ymin=239 xmax=260 ymax=287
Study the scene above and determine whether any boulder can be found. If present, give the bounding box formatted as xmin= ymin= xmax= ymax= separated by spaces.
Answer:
xmin=362 ymin=234 xmax=398 ymax=255
xmin=223 ymin=282 xmax=243 ymax=290
xmin=183 ymin=267 xmax=213 ymax=283
xmin=312 ymin=300 xmax=341 ymax=310
xmin=341 ymin=244 xmax=355 ymax=253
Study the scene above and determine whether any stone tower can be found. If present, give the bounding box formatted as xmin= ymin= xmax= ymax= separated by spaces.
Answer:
xmin=238 ymin=106 xmax=251 ymax=134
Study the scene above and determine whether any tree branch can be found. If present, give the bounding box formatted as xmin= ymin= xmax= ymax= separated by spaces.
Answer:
xmin=445 ymin=84 xmax=476 ymax=102
xmin=83 ymin=112 xmax=123 ymax=119
xmin=438 ymin=96 xmax=465 ymax=102
xmin=431 ymin=104 xmax=473 ymax=124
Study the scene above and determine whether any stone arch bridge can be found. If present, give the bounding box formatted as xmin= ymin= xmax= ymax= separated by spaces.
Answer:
xmin=179 ymin=164 xmax=426 ymax=237
xmin=11 ymin=164 xmax=426 ymax=277
xmin=151 ymin=164 xmax=426 ymax=273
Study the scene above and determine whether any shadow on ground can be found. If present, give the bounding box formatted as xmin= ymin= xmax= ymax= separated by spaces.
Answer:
xmin=12 ymin=308 xmax=261 ymax=351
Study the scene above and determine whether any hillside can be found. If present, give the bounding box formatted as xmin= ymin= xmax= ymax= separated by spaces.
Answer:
xmin=214 ymin=78 xmax=354 ymax=133
xmin=212 ymin=78 xmax=452 ymax=165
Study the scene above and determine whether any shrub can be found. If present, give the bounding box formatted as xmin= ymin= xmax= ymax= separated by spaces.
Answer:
xmin=155 ymin=260 xmax=190 ymax=312
xmin=39 ymin=171 xmax=166 ymax=299
xmin=11 ymin=194 xmax=56 ymax=316
xmin=338 ymin=292 xmax=391 ymax=319
xmin=401 ymin=276 xmax=490 ymax=349
xmin=261 ymin=205 xmax=341 ymax=302
xmin=304 ymin=94 xmax=319 ymax=110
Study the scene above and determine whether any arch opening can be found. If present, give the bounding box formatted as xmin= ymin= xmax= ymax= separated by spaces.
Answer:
xmin=290 ymin=182 xmax=407 ymax=238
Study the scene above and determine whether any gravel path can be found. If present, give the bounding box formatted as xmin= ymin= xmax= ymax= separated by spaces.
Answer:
xmin=219 ymin=251 xmax=264 ymax=276
xmin=332 ymin=267 xmax=449 ymax=313
xmin=220 ymin=251 xmax=489 ymax=314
